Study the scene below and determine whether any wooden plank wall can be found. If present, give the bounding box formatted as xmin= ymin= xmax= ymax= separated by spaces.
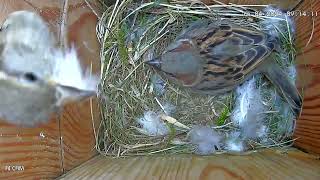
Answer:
xmin=294 ymin=0 xmax=320 ymax=155
xmin=0 ymin=0 xmax=101 ymax=179
xmin=60 ymin=0 xmax=101 ymax=172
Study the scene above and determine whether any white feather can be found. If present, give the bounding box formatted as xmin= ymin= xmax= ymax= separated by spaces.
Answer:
xmin=188 ymin=125 xmax=222 ymax=155
xmin=231 ymin=77 xmax=267 ymax=139
xmin=225 ymin=131 xmax=246 ymax=152
xmin=137 ymin=111 xmax=169 ymax=136
xmin=52 ymin=47 xmax=99 ymax=91
xmin=226 ymin=140 xmax=245 ymax=152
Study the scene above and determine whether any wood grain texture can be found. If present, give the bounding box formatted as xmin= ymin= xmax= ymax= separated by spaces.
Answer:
xmin=0 ymin=0 xmax=101 ymax=179
xmin=293 ymin=0 xmax=320 ymax=155
xmin=59 ymin=149 xmax=320 ymax=180
xmin=0 ymin=119 xmax=62 ymax=180
xmin=60 ymin=0 xmax=101 ymax=172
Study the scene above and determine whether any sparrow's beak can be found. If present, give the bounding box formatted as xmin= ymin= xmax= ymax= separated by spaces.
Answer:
xmin=56 ymin=84 xmax=97 ymax=105
xmin=145 ymin=57 xmax=162 ymax=69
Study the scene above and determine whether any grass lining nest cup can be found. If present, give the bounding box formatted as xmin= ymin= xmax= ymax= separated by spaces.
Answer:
xmin=96 ymin=0 xmax=300 ymax=157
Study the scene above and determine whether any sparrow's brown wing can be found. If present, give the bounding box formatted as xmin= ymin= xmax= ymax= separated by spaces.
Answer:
xmin=188 ymin=22 xmax=278 ymax=85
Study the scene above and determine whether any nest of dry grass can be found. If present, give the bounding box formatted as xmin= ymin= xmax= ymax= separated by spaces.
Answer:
xmin=93 ymin=0 xmax=299 ymax=157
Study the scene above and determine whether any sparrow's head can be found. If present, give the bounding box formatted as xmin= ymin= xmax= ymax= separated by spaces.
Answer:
xmin=145 ymin=39 xmax=202 ymax=86
xmin=0 ymin=11 xmax=98 ymax=127
xmin=0 ymin=46 xmax=98 ymax=127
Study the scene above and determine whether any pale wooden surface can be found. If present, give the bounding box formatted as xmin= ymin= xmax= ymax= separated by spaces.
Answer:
xmin=59 ymin=149 xmax=320 ymax=180
xmin=293 ymin=0 xmax=320 ymax=155
xmin=0 ymin=0 xmax=101 ymax=179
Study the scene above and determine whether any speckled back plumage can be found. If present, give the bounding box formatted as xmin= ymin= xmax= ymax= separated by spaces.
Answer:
xmin=146 ymin=20 xmax=302 ymax=114
xmin=174 ymin=20 xmax=279 ymax=94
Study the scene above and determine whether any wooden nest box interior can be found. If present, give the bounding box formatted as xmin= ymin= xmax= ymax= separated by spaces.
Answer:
xmin=0 ymin=0 xmax=319 ymax=179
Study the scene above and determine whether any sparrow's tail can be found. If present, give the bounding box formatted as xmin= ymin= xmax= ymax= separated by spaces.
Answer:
xmin=261 ymin=61 xmax=302 ymax=115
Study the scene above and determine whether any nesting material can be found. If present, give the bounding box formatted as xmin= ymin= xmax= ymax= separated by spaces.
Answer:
xmin=96 ymin=1 xmax=300 ymax=156
xmin=232 ymin=77 xmax=268 ymax=139
xmin=259 ymin=6 xmax=295 ymax=38
xmin=162 ymin=102 xmax=176 ymax=116
xmin=225 ymin=131 xmax=246 ymax=152
xmin=232 ymin=78 xmax=266 ymax=127
xmin=188 ymin=126 xmax=222 ymax=155
xmin=150 ymin=74 xmax=166 ymax=96
xmin=137 ymin=111 xmax=169 ymax=136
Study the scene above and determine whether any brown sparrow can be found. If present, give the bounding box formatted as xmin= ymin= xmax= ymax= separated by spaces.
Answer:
xmin=146 ymin=20 xmax=302 ymax=114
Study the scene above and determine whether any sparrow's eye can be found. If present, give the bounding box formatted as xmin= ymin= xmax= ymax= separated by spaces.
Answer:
xmin=23 ymin=72 xmax=38 ymax=82
xmin=0 ymin=24 xmax=9 ymax=31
